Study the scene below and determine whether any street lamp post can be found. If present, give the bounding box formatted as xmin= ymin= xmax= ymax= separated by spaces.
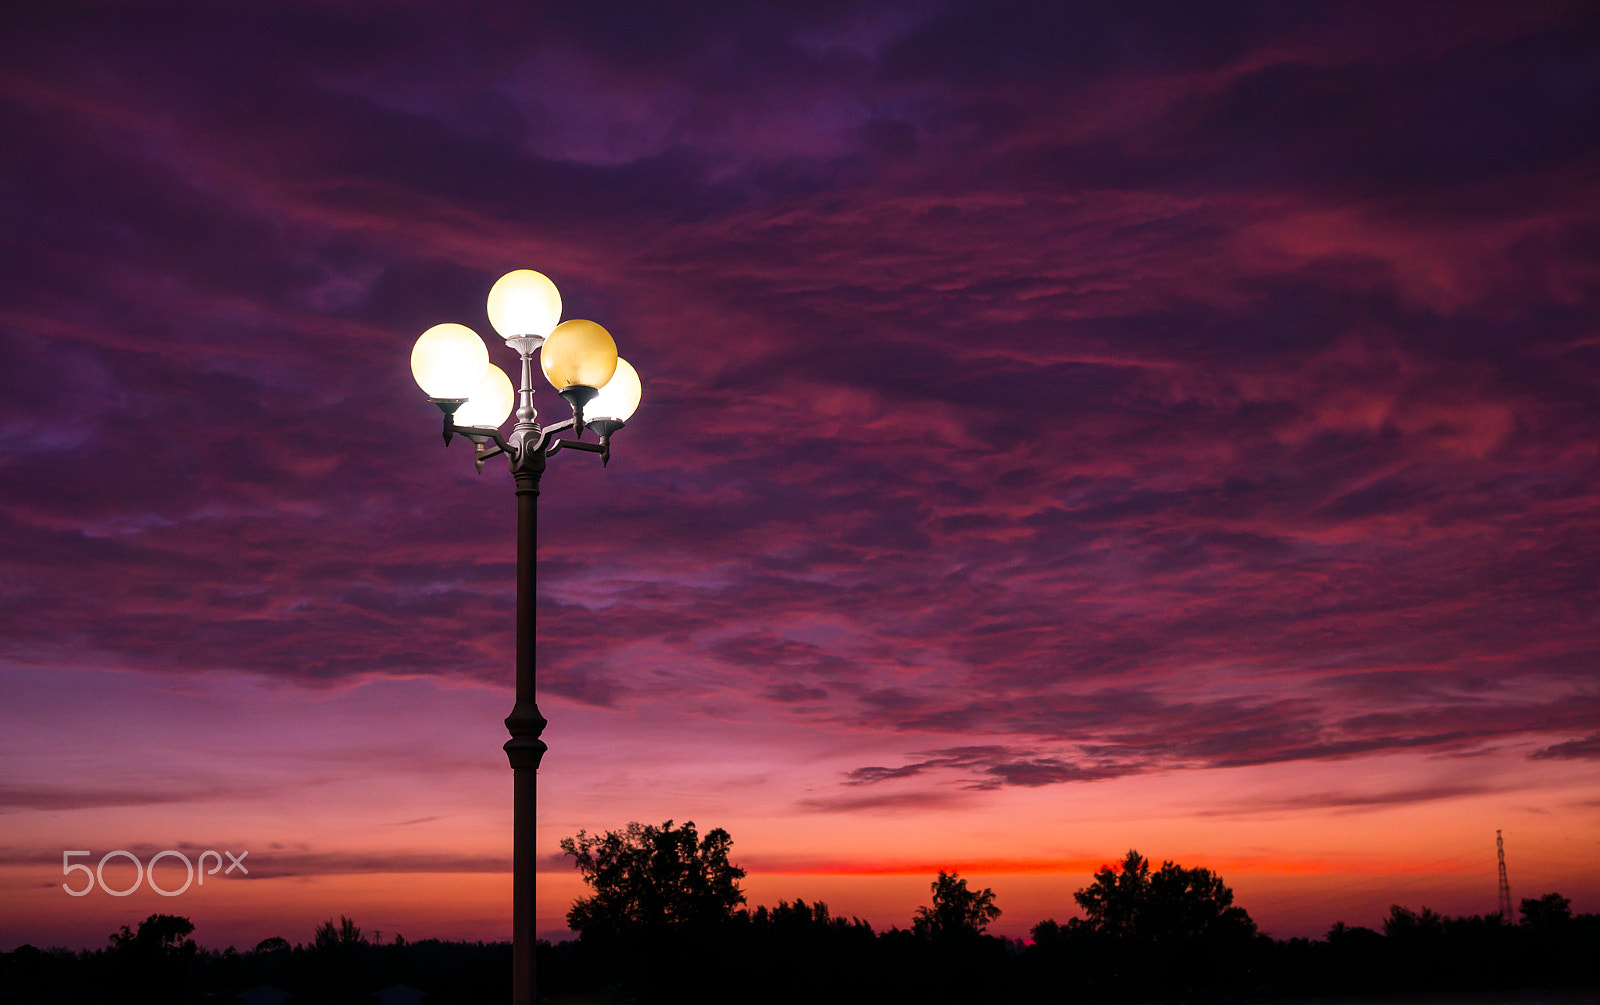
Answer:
xmin=409 ymin=270 xmax=642 ymax=1005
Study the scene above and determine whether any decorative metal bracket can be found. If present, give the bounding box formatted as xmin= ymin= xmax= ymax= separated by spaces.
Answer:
xmin=434 ymin=342 xmax=616 ymax=473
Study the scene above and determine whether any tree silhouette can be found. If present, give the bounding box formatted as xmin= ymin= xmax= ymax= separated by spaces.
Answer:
xmin=1073 ymin=849 xmax=1151 ymax=938
xmin=561 ymin=819 xmax=746 ymax=940
xmin=1383 ymin=904 xmax=1444 ymax=938
xmin=752 ymin=898 xmax=856 ymax=932
xmin=109 ymin=914 xmax=196 ymax=957
xmin=314 ymin=915 xmax=365 ymax=949
xmin=1072 ymin=849 xmax=1256 ymax=944
xmin=1144 ymin=853 xmax=1257 ymax=943
xmin=106 ymin=914 xmax=198 ymax=1004
xmin=912 ymin=871 xmax=1001 ymax=938
xmin=1041 ymin=851 xmax=1259 ymax=996
xmin=1519 ymin=892 xmax=1572 ymax=927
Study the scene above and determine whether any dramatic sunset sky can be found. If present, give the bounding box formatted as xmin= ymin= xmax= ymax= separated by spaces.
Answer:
xmin=3 ymin=2 xmax=1598 ymax=951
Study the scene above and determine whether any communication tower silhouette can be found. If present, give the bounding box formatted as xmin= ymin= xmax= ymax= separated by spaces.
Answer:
xmin=1496 ymin=829 xmax=1513 ymax=921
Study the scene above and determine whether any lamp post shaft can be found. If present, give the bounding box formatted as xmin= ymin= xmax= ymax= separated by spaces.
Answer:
xmin=505 ymin=459 xmax=548 ymax=1005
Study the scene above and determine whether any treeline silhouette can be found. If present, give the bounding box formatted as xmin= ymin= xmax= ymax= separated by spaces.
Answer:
xmin=3 ymin=824 xmax=1595 ymax=1004
xmin=2 ymin=913 xmax=510 ymax=1004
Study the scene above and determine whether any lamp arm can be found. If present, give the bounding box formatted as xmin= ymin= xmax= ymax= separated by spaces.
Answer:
xmin=472 ymin=442 xmax=509 ymax=474
xmin=434 ymin=402 xmax=595 ymax=468
xmin=454 ymin=425 xmax=514 ymax=454
xmin=546 ymin=437 xmax=605 ymax=457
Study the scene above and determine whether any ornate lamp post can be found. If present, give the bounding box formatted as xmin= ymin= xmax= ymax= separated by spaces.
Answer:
xmin=409 ymin=270 xmax=642 ymax=1005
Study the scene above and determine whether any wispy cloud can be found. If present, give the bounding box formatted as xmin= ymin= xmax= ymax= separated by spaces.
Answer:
xmin=1532 ymin=734 xmax=1600 ymax=760
xmin=798 ymin=790 xmax=975 ymax=814
xmin=0 ymin=783 xmax=276 ymax=812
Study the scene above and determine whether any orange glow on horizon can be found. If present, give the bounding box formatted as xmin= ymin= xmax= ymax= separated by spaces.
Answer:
xmin=731 ymin=852 xmax=1467 ymax=878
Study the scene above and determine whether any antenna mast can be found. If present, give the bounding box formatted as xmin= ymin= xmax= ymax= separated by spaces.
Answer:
xmin=1496 ymin=829 xmax=1513 ymax=921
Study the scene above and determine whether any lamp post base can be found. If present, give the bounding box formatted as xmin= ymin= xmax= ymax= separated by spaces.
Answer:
xmin=506 ymin=701 xmax=546 ymax=1005
xmin=509 ymin=764 xmax=540 ymax=1005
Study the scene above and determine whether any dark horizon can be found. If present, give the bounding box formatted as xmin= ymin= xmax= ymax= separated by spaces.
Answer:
xmin=6 ymin=883 xmax=1597 ymax=1005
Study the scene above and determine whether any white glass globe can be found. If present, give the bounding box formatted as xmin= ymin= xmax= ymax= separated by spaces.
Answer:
xmin=411 ymin=323 xmax=489 ymax=399
xmin=487 ymin=270 xmax=562 ymax=339
xmin=453 ymin=364 xmax=515 ymax=428
xmin=586 ymin=357 xmax=641 ymax=422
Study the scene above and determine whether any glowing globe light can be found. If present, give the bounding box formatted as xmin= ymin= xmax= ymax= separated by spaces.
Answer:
xmin=453 ymin=364 xmax=516 ymax=428
xmin=585 ymin=358 xmax=641 ymax=422
xmin=540 ymin=319 xmax=618 ymax=391
xmin=411 ymin=323 xmax=489 ymax=400
xmin=487 ymin=269 xmax=562 ymax=340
